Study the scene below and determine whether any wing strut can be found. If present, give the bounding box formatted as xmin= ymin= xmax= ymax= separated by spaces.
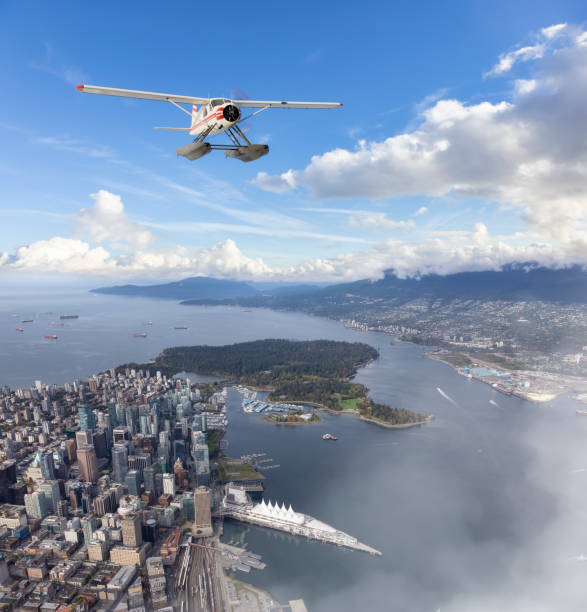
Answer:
xmin=167 ymin=99 xmax=192 ymax=117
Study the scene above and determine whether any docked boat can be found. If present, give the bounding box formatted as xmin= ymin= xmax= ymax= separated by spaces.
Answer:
xmin=44 ymin=335 xmax=58 ymax=340
xmin=322 ymin=433 xmax=338 ymax=441
xmin=133 ymin=333 xmax=147 ymax=338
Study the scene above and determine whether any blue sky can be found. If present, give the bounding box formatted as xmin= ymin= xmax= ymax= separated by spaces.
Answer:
xmin=1 ymin=1 xmax=586 ymax=283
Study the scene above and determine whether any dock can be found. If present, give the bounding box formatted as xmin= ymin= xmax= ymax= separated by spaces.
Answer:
xmin=221 ymin=486 xmax=381 ymax=556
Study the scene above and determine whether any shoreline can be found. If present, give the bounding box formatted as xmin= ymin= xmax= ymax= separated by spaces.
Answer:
xmin=241 ymin=391 xmax=431 ymax=430
xmin=359 ymin=414 xmax=435 ymax=429
xmin=259 ymin=415 xmax=323 ymax=426
xmin=427 ymin=353 xmax=563 ymax=403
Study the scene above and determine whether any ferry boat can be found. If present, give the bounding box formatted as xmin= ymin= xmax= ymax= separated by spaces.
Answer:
xmin=322 ymin=433 xmax=338 ymax=441
xmin=133 ymin=333 xmax=147 ymax=338
xmin=44 ymin=335 xmax=58 ymax=340
xmin=15 ymin=328 xmax=23 ymax=332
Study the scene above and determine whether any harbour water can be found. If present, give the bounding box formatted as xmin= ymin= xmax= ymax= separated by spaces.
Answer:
xmin=2 ymin=291 xmax=587 ymax=610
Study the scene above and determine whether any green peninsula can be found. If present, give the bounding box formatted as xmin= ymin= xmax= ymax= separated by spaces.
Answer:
xmin=120 ymin=339 xmax=430 ymax=427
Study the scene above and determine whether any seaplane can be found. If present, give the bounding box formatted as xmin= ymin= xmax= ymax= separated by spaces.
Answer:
xmin=75 ymin=84 xmax=342 ymax=162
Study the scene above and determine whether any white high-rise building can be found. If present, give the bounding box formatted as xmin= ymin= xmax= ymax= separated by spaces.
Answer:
xmin=24 ymin=491 xmax=48 ymax=519
xmin=162 ymin=473 xmax=176 ymax=496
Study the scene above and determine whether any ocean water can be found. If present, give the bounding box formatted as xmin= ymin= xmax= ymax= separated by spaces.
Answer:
xmin=1 ymin=291 xmax=586 ymax=610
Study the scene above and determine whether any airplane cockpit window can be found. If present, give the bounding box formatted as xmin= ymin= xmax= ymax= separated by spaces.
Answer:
xmin=211 ymin=99 xmax=223 ymax=107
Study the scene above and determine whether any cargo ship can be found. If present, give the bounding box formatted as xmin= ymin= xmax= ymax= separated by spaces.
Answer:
xmin=15 ymin=328 xmax=23 ymax=332
xmin=133 ymin=333 xmax=147 ymax=338
xmin=322 ymin=433 xmax=338 ymax=441
xmin=44 ymin=335 xmax=58 ymax=340
xmin=59 ymin=315 xmax=79 ymax=320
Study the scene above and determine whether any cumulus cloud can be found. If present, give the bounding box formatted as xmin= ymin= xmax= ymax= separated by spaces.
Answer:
xmin=73 ymin=190 xmax=155 ymax=249
xmin=0 ymin=220 xmax=586 ymax=282
xmin=253 ymin=25 xmax=587 ymax=251
xmin=413 ymin=206 xmax=428 ymax=216
xmin=251 ymin=169 xmax=297 ymax=193
xmin=0 ymin=237 xmax=271 ymax=279
xmin=2 ymin=237 xmax=113 ymax=272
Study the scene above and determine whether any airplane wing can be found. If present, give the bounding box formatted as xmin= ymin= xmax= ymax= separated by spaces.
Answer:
xmin=235 ymin=99 xmax=342 ymax=109
xmin=76 ymin=85 xmax=341 ymax=109
xmin=75 ymin=85 xmax=210 ymax=105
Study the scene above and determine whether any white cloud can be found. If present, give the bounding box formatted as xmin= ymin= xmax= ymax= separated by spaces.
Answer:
xmin=0 ymin=237 xmax=271 ymax=278
xmin=3 ymin=237 xmax=113 ymax=272
xmin=413 ymin=206 xmax=428 ymax=216
xmin=73 ymin=190 xmax=155 ymax=249
xmin=485 ymin=23 xmax=568 ymax=77
xmin=1 ymin=223 xmax=585 ymax=282
xmin=251 ymin=169 xmax=297 ymax=193
xmin=252 ymin=26 xmax=587 ymax=251
xmin=542 ymin=23 xmax=567 ymax=39
xmin=485 ymin=44 xmax=546 ymax=77
xmin=348 ymin=213 xmax=415 ymax=232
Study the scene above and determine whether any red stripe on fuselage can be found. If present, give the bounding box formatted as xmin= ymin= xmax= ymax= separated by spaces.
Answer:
xmin=190 ymin=107 xmax=232 ymax=133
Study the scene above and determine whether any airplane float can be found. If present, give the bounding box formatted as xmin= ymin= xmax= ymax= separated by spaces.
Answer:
xmin=75 ymin=85 xmax=342 ymax=162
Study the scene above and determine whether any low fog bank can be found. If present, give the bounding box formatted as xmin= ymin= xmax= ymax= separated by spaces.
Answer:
xmin=313 ymin=404 xmax=587 ymax=611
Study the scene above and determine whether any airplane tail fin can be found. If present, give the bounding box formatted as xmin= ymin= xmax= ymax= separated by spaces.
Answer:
xmin=191 ymin=104 xmax=199 ymax=128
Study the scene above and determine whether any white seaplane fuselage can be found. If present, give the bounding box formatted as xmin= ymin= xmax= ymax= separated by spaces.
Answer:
xmin=189 ymin=98 xmax=241 ymax=137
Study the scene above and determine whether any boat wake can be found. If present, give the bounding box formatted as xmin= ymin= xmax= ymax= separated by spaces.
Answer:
xmin=489 ymin=399 xmax=500 ymax=408
xmin=436 ymin=387 xmax=458 ymax=407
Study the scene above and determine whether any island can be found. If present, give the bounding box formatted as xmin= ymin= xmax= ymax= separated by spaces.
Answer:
xmin=118 ymin=339 xmax=431 ymax=428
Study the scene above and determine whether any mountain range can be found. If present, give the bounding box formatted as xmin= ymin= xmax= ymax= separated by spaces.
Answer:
xmin=92 ymin=265 xmax=587 ymax=305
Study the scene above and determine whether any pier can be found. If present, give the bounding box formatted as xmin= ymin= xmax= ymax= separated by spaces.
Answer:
xmin=221 ymin=485 xmax=381 ymax=556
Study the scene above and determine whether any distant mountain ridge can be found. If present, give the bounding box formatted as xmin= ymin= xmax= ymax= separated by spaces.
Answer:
xmin=92 ymin=265 xmax=587 ymax=305
xmin=91 ymin=276 xmax=261 ymax=300
xmin=304 ymin=264 xmax=587 ymax=304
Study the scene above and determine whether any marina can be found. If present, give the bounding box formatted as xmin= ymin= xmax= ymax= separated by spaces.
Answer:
xmin=238 ymin=387 xmax=315 ymax=419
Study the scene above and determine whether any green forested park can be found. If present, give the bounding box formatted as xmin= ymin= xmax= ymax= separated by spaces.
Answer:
xmin=117 ymin=339 xmax=429 ymax=426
